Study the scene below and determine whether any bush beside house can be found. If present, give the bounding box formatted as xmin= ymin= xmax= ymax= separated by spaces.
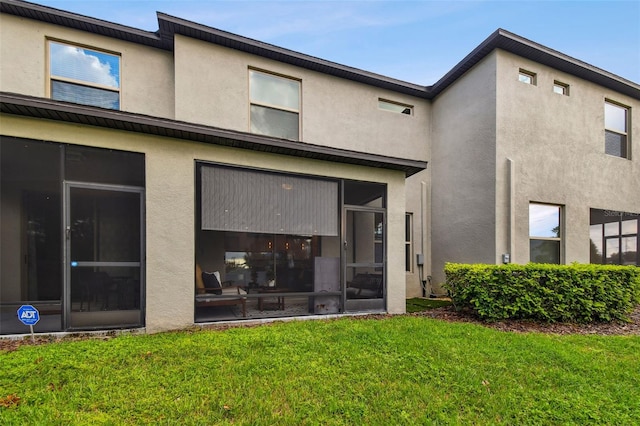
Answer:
xmin=444 ymin=263 xmax=640 ymax=322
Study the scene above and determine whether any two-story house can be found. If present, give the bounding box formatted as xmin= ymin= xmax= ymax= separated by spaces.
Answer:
xmin=1 ymin=0 xmax=638 ymax=336
xmin=405 ymin=29 xmax=640 ymax=296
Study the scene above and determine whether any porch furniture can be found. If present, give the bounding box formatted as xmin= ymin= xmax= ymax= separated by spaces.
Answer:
xmin=346 ymin=273 xmax=383 ymax=299
xmin=195 ymin=265 xmax=247 ymax=317
xmin=257 ymin=287 xmax=287 ymax=311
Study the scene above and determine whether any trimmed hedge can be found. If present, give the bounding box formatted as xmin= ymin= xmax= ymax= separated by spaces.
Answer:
xmin=444 ymin=263 xmax=640 ymax=323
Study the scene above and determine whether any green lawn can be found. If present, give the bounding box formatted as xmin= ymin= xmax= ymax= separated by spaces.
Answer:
xmin=1 ymin=316 xmax=639 ymax=425
xmin=406 ymin=297 xmax=452 ymax=313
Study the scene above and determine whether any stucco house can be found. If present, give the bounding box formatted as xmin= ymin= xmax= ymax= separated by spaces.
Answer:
xmin=1 ymin=0 xmax=638 ymax=336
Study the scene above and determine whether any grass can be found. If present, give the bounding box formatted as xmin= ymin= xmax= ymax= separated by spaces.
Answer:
xmin=406 ymin=297 xmax=452 ymax=313
xmin=1 ymin=316 xmax=639 ymax=425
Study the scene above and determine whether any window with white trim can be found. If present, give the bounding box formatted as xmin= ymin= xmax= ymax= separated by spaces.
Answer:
xmin=48 ymin=40 xmax=120 ymax=109
xmin=518 ymin=69 xmax=536 ymax=85
xmin=249 ymin=69 xmax=300 ymax=140
xmin=553 ymin=81 xmax=569 ymax=96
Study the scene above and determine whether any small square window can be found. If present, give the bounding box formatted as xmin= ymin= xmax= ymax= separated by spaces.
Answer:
xmin=518 ymin=69 xmax=536 ymax=85
xmin=379 ymin=99 xmax=413 ymax=115
xmin=553 ymin=81 xmax=569 ymax=96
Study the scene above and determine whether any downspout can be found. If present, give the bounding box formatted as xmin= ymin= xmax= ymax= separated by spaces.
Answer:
xmin=506 ymin=158 xmax=515 ymax=263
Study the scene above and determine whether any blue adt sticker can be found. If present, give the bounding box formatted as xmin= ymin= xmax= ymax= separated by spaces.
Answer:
xmin=17 ymin=305 xmax=40 ymax=326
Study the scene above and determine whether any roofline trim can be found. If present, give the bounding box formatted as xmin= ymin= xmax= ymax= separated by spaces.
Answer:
xmin=1 ymin=0 xmax=638 ymax=100
xmin=156 ymin=12 xmax=428 ymax=97
xmin=431 ymin=29 xmax=640 ymax=99
xmin=0 ymin=92 xmax=427 ymax=177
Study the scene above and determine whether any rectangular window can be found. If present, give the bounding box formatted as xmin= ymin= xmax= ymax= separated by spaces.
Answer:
xmin=48 ymin=40 xmax=120 ymax=109
xmin=518 ymin=69 xmax=536 ymax=85
xmin=379 ymin=99 xmax=413 ymax=115
xmin=529 ymin=203 xmax=562 ymax=264
xmin=405 ymin=213 xmax=413 ymax=272
xmin=590 ymin=209 xmax=639 ymax=265
xmin=553 ymin=81 xmax=569 ymax=96
xmin=249 ymin=69 xmax=300 ymax=140
xmin=604 ymin=100 xmax=629 ymax=158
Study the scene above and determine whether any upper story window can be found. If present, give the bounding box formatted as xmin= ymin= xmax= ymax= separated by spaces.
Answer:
xmin=553 ymin=81 xmax=569 ymax=96
xmin=529 ymin=203 xmax=562 ymax=264
xmin=249 ymin=69 xmax=300 ymax=140
xmin=379 ymin=99 xmax=413 ymax=115
xmin=518 ymin=69 xmax=536 ymax=85
xmin=48 ymin=40 xmax=120 ymax=110
xmin=604 ymin=100 xmax=629 ymax=158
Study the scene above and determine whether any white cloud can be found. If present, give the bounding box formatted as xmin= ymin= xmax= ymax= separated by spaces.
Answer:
xmin=50 ymin=42 xmax=119 ymax=88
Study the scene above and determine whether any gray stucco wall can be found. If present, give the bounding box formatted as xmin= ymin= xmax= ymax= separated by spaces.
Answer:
xmin=428 ymin=53 xmax=498 ymax=288
xmin=1 ymin=114 xmax=409 ymax=332
xmin=173 ymin=35 xmax=429 ymax=161
xmin=495 ymin=50 xmax=640 ymax=265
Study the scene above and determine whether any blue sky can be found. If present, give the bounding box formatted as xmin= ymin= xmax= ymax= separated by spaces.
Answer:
xmin=34 ymin=0 xmax=640 ymax=85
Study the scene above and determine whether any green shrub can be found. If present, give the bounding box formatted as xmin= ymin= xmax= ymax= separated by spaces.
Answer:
xmin=444 ymin=263 xmax=640 ymax=322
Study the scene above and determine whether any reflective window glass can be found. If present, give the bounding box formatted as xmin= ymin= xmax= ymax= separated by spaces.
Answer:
xmin=621 ymin=236 xmax=637 ymax=265
xmin=250 ymin=70 xmax=299 ymax=110
xmin=591 ymin=208 xmax=639 ymax=266
xmin=605 ymin=102 xmax=626 ymax=133
xmin=379 ymin=99 xmax=412 ymax=115
xmin=589 ymin=224 xmax=603 ymax=264
xmin=622 ymin=219 xmax=637 ymax=235
xmin=519 ymin=74 xmax=532 ymax=84
xmin=51 ymin=81 xmax=120 ymax=109
xmin=530 ymin=240 xmax=560 ymax=264
xmin=529 ymin=204 xmax=560 ymax=238
xmin=49 ymin=41 xmax=120 ymax=109
xmin=250 ymin=105 xmax=299 ymax=140
xmin=606 ymin=238 xmax=620 ymax=264
xmin=249 ymin=70 xmax=300 ymax=139
xmin=605 ymin=131 xmax=627 ymax=158
xmin=604 ymin=221 xmax=619 ymax=237
xmin=50 ymin=41 xmax=120 ymax=88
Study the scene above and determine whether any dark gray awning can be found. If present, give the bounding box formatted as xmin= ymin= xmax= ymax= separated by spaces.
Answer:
xmin=0 ymin=92 xmax=428 ymax=177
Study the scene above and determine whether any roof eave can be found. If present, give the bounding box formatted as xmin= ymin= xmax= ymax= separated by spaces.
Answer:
xmin=0 ymin=92 xmax=427 ymax=177
xmin=0 ymin=0 xmax=163 ymax=48
xmin=431 ymin=29 xmax=640 ymax=100
xmin=156 ymin=12 xmax=429 ymax=98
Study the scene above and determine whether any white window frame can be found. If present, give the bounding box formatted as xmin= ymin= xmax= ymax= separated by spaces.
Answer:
xmin=553 ymin=81 xmax=569 ymax=96
xmin=518 ymin=69 xmax=536 ymax=85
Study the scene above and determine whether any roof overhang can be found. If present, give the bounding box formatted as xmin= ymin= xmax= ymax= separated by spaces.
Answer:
xmin=431 ymin=29 xmax=640 ymax=100
xmin=1 ymin=1 xmax=638 ymax=100
xmin=0 ymin=92 xmax=427 ymax=177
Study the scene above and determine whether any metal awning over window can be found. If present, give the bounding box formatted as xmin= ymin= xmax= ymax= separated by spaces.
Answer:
xmin=201 ymin=166 xmax=338 ymax=236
